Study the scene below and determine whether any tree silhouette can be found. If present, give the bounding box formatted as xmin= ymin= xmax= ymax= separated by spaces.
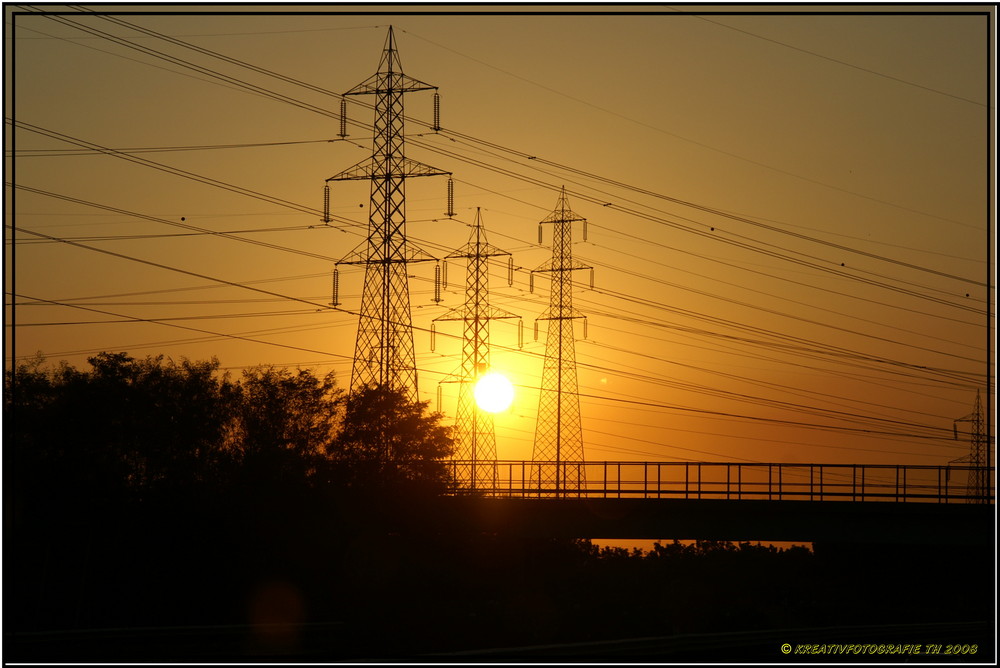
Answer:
xmin=226 ymin=365 xmax=343 ymax=490
xmin=326 ymin=385 xmax=455 ymax=492
xmin=6 ymin=352 xmax=237 ymax=513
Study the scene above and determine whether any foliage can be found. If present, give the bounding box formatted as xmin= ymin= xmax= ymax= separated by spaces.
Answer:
xmin=5 ymin=353 xmax=454 ymax=513
xmin=226 ymin=364 xmax=343 ymax=488
xmin=6 ymin=352 xmax=237 ymax=508
xmin=327 ymin=384 xmax=455 ymax=492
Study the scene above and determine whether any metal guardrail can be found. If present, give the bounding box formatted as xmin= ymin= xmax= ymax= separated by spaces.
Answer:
xmin=444 ymin=460 xmax=995 ymax=504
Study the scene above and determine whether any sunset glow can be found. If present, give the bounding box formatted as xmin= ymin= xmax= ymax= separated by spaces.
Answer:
xmin=474 ymin=371 xmax=515 ymax=414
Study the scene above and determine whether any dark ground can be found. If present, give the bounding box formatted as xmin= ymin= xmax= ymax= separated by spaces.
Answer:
xmin=4 ymin=494 xmax=995 ymax=663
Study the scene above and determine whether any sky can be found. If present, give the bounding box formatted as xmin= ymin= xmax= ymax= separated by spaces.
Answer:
xmin=5 ymin=4 xmax=996 ymax=489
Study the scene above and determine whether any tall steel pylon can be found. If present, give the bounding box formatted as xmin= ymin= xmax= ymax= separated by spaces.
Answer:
xmin=530 ymin=187 xmax=593 ymax=496
xmin=433 ymin=208 xmax=520 ymax=490
xmin=327 ymin=26 xmax=448 ymax=402
xmin=953 ymin=390 xmax=991 ymax=503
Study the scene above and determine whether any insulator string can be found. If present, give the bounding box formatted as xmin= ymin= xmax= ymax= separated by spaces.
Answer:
xmin=434 ymin=264 xmax=443 ymax=303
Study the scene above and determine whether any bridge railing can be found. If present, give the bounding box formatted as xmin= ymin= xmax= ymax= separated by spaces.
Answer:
xmin=444 ymin=460 xmax=994 ymax=504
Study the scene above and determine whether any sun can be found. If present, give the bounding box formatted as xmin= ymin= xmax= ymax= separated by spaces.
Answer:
xmin=474 ymin=371 xmax=515 ymax=414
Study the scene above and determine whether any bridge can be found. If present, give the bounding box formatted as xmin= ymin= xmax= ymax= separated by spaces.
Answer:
xmin=406 ymin=460 xmax=996 ymax=546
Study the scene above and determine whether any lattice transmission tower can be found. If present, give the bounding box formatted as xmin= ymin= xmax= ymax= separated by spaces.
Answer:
xmin=433 ymin=208 xmax=520 ymax=490
xmin=530 ymin=188 xmax=593 ymax=496
xmin=326 ymin=26 xmax=448 ymax=402
xmin=952 ymin=390 xmax=992 ymax=503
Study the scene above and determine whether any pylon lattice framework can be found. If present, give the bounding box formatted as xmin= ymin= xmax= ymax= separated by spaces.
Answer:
xmin=434 ymin=209 xmax=519 ymax=490
xmin=327 ymin=26 xmax=448 ymax=403
xmin=530 ymin=188 xmax=592 ymax=496
xmin=953 ymin=390 xmax=991 ymax=503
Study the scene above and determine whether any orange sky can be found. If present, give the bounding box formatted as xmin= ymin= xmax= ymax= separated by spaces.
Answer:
xmin=6 ymin=5 xmax=995 ymax=474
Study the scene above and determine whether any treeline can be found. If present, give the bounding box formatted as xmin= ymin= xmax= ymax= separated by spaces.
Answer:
xmin=7 ymin=351 xmax=453 ymax=509
xmin=4 ymin=353 xmax=993 ymax=661
xmin=5 ymin=352 xmax=454 ymax=640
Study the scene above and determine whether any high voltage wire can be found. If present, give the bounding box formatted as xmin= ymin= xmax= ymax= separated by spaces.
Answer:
xmin=27 ymin=7 xmax=983 ymax=238
xmin=580 ymin=220 xmax=983 ymax=326
xmin=580 ymin=286 xmax=981 ymax=385
xmin=10 ymin=12 xmax=987 ymax=450
xmin=588 ymin=232 xmax=983 ymax=351
xmin=13 ymin=224 xmax=952 ymax=438
xmin=10 ymin=228 xmax=963 ymax=446
xmin=410 ymin=140 xmax=984 ymax=317
xmin=585 ymin=337 xmax=958 ymax=424
xmin=580 ymin=251 xmax=984 ymax=362
xmin=490 ymin=286 xmax=982 ymax=399
xmin=7 ymin=123 xmax=345 ymax=224
xmin=12 ymin=169 xmax=980 ymax=391
xmin=8 ymin=308 xmax=318 ymax=326
xmin=12 ymin=289 xmax=958 ymax=447
xmin=428 ymin=268 xmax=982 ymax=391
xmin=39 ymin=8 xmax=985 ymax=296
xmin=491 ymin=262 xmax=980 ymax=386
xmin=8 ymin=183 xmax=342 ymax=262
xmin=15 ymin=14 xmax=984 ymax=350
xmin=433 ymin=130 xmax=983 ymax=288
xmin=686 ymin=13 xmax=988 ymax=108
xmin=10 ymin=225 xmax=320 ymax=244
xmin=420 ymin=140 xmax=982 ymax=332
xmin=11 ymin=188 xmax=976 ymax=404
xmin=397 ymin=25 xmax=988 ymax=229
xmin=9 ymin=138 xmax=345 ymax=158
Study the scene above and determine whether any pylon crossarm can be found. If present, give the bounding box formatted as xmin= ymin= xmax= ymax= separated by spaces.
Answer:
xmin=344 ymin=73 xmax=436 ymax=96
xmin=531 ymin=258 xmax=592 ymax=274
xmin=536 ymin=305 xmax=587 ymax=321
xmin=538 ymin=208 xmax=586 ymax=225
xmin=435 ymin=303 xmax=520 ymax=322
xmin=327 ymin=156 xmax=448 ymax=182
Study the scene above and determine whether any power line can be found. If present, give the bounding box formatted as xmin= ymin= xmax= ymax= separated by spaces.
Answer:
xmin=11 ymin=227 xmax=962 ymax=447
xmin=9 ymin=138 xmax=342 ymax=157
xmin=45 ymin=9 xmax=984 ymax=287
xmin=689 ymin=13 xmax=988 ymax=108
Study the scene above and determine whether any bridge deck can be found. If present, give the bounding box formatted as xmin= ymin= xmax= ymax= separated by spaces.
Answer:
xmin=409 ymin=496 xmax=995 ymax=545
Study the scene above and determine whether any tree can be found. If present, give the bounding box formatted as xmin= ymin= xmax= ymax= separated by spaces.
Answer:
xmin=226 ymin=365 xmax=343 ymax=488
xmin=5 ymin=352 xmax=238 ymax=512
xmin=326 ymin=385 xmax=455 ymax=492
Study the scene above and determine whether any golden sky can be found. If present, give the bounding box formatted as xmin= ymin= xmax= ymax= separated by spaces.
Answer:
xmin=6 ymin=4 xmax=995 ymax=475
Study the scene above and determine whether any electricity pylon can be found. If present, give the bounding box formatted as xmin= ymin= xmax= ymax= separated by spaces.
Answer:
xmin=433 ymin=208 xmax=520 ymax=491
xmin=530 ymin=187 xmax=593 ymax=497
xmin=953 ymin=390 xmax=991 ymax=503
xmin=327 ymin=26 xmax=448 ymax=402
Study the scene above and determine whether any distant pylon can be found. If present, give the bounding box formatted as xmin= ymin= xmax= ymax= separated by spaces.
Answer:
xmin=326 ymin=26 xmax=449 ymax=402
xmin=953 ymin=390 xmax=991 ymax=503
xmin=530 ymin=187 xmax=593 ymax=496
xmin=433 ymin=208 xmax=520 ymax=490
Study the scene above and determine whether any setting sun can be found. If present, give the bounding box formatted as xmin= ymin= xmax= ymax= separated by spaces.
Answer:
xmin=474 ymin=372 xmax=515 ymax=414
